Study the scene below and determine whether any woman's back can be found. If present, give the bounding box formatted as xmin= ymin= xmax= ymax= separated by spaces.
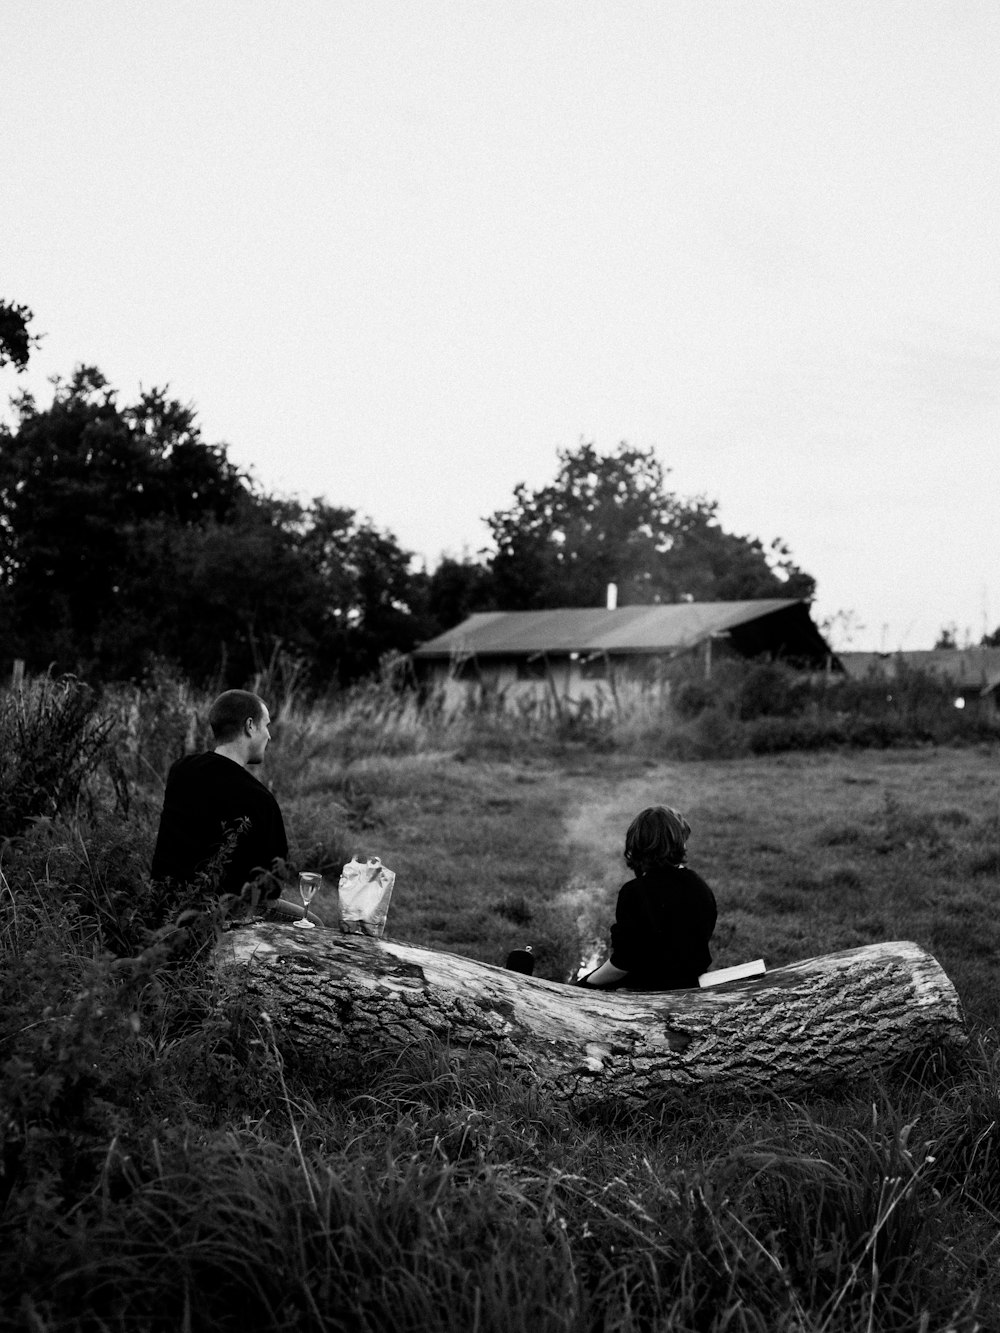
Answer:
xmin=610 ymin=864 xmax=717 ymax=990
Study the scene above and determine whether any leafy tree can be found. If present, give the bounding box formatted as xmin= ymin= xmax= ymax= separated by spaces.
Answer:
xmin=422 ymin=555 xmax=496 ymax=633
xmin=110 ymin=505 xmax=322 ymax=684
xmin=486 ymin=441 xmax=815 ymax=609
xmin=0 ymin=367 xmax=425 ymax=684
xmin=0 ymin=300 xmax=41 ymax=372
xmin=983 ymin=627 xmax=1000 ymax=648
xmin=299 ymin=502 xmax=426 ymax=683
xmin=0 ymin=367 xmax=247 ymax=674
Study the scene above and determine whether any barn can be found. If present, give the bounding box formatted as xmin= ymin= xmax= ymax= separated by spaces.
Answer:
xmin=412 ymin=598 xmax=834 ymax=711
xmin=838 ymin=647 xmax=1000 ymax=713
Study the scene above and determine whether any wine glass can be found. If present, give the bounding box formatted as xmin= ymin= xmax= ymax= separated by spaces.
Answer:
xmin=294 ymin=872 xmax=322 ymax=929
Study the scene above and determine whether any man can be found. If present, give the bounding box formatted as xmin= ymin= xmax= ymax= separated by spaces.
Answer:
xmin=151 ymin=689 xmax=320 ymax=924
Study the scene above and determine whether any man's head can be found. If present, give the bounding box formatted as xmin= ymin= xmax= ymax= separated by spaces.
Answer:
xmin=209 ymin=690 xmax=271 ymax=766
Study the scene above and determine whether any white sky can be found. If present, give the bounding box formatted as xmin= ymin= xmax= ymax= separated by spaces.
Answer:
xmin=3 ymin=1 xmax=998 ymax=650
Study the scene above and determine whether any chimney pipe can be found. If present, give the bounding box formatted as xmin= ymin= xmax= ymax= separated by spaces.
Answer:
xmin=606 ymin=582 xmax=618 ymax=610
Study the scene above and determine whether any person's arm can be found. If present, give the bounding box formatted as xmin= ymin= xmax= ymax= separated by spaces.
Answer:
xmin=600 ymin=881 xmax=644 ymax=984
xmin=576 ymin=959 xmax=629 ymax=988
xmin=575 ymin=884 xmax=639 ymax=987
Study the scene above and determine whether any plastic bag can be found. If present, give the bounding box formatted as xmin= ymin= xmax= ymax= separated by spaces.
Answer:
xmin=337 ymin=856 xmax=395 ymax=937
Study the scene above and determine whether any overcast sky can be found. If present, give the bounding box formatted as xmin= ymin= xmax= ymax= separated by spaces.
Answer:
xmin=3 ymin=1 xmax=997 ymax=651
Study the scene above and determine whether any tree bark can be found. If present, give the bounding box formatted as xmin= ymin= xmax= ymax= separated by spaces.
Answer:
xmin=218 ymin=927 xmax=967 ymax=1106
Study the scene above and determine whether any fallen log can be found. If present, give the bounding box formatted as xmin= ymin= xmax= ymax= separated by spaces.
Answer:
xmin=218 ymin=926 xmax=967 ymax=1106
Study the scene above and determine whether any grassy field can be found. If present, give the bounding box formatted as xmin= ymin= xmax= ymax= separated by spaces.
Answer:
xmin=280 ymin=741 xmax=1000 ymax=1030
xmin=3 ymin=679 xmax=1000 ymax=1331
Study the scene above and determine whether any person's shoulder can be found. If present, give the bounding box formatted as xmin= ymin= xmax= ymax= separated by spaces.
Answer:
xmin=167 ymin=752 xmax=266 ymax=790
xmin=229 ymin=764 xmax=282 ymax=806
xmin=678 ymin=864 xmax=715 ymax=895
xmin=166 ymin=751 xmax=219 ymax=782
xmin=222 ymin=761 xmax=272 ymax=791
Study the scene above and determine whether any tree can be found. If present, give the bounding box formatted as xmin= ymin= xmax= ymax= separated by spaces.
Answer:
xmin=112 ymin=506 xmax=323 ymax=684
xmin=298 ymin=501 xmax=427 ymax=684
xmin=0 ymin=368 xmax=427 ymax=684
xmin=0 ymin=367 xmax=249 ymax=674
xmin=0 ymin=300 xmax=41 ymax=372
xmin=422 ymin=555 xmax=496 ymax=634
xmin=486 ymin=441 xmax=815 ymax=609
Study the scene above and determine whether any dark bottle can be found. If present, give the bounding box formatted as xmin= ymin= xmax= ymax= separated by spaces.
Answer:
xmin=505 ymin=945 xmax=535 ymax=975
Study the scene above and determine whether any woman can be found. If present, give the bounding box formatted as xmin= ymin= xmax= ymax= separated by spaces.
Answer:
xmin=577 ymin=805 xmax=717 ymax=991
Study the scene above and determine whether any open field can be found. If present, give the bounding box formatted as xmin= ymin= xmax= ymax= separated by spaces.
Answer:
xmin=3 ymin=688 xmax=1000 ymax=1331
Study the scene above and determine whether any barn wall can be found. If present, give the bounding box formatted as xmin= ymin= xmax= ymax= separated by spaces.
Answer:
xmin=418 ymin=655 xmax=674 ymax=714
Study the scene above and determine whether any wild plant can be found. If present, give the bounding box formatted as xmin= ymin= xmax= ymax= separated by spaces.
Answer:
xmin=0 ymin=674 xmax=127 ymax=837
xmin=110 ymin=660 xmax=205 ymax=787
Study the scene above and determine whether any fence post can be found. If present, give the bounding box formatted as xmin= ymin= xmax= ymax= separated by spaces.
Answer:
xmin=11 ymin=659 xmax=24 ymax=689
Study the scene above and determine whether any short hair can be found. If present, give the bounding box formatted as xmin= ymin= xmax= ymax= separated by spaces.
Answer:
xmin=208 ymin=690 xmax=266 ymax=744
xmin=624 ymin=805 xmax=691 ymax=875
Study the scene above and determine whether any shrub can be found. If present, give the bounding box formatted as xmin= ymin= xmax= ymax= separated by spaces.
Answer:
xmin=112 ymin=660 xmax=205 ymax=786
xmin=655 ymin=655 xmax=1000 ymax=757
xmin=0 ymin=675 xmax=127 ymax=838
xmin=736 ymin=661 xmax=809 ymax=720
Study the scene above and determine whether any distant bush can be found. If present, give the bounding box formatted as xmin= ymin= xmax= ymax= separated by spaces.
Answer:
xmin=654 ymin=655 xmax=1000 ymax=757
xmin=736 ymin=661 xmax=813 ymax=720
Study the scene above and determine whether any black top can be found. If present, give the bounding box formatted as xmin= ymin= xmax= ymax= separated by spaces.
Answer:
xmin=151 ymin=752 xmax=288 ymax=896
xmin=609 ymin=864 xmax=717 ymax=990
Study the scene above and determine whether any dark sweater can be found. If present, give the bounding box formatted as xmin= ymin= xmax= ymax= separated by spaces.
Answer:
xmin=609 ymin=864 xmax=717 ymax=990
xmin=151 ymin=752 xmax=288 ymax=896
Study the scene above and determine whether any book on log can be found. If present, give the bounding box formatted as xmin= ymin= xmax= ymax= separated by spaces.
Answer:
xmin=698 ymin=959 xmax=766 ymax=987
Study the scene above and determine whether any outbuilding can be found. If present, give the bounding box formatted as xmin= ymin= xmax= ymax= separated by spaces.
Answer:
xmin=412 ymin=598 xmax=834 ymax=711
xmin=838 ymin=647 xmax=1000 ymax=713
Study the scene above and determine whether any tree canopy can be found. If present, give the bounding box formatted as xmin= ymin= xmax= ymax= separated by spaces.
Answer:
xmin=0 ymin=300 xmax=41 ymax=372
xmin=486 ymin=441 xmax=815 ymax=609
xmin=0 ymin=368 xmax=428 ymax=685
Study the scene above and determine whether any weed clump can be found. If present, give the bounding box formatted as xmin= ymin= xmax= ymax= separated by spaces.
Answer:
xmin=0 ymin=674 xmax=127 ymax=837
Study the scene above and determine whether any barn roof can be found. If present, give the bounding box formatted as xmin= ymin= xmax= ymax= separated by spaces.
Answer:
xmin=413 ymin=599 xmax=831 ymax=664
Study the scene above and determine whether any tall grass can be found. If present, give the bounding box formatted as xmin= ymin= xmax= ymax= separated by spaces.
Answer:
xmin=1 ymin=671 xmax=999 ymax=1330
xmin=0 ymin=674 xmax=128 ymax=836
xmin=5 ymin=1026 xmax=998 ymax=1330
xmin=59 ymin=650 xmax=1000 ymax=790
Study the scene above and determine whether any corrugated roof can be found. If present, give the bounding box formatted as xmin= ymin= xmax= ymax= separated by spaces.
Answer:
xmin=413 ymin=600 xmax=805 ymax=658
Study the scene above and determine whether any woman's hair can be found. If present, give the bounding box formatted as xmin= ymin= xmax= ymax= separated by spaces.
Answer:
xmin=624 ymin=805 xmax=691 ymax=875
xmin=208 ymin=690 xmax=266 ymax=744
